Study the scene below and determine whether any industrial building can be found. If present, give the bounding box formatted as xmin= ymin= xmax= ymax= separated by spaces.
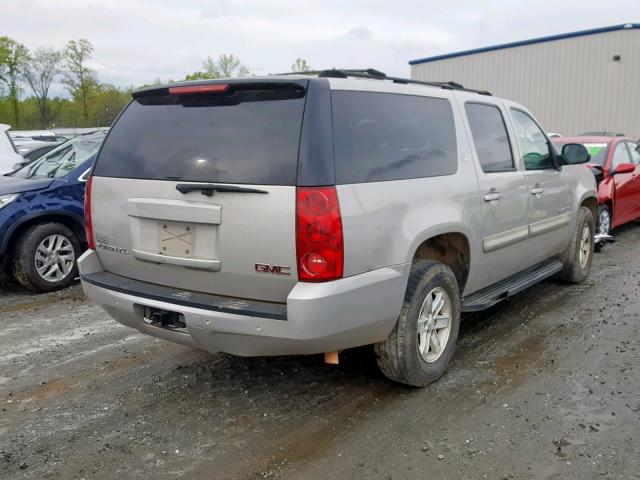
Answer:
xmin=409 ymin=24 xmax=640 ymax=138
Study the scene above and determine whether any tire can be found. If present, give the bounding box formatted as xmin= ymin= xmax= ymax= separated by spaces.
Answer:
xmin=595 ymin=205 xmax=611 ymax=253
xmin=557 ymin=206 xmax=595 ymax=283
xmin=374 ymin=260 xmax=461 ymax=387
xmin=12 ymin=223 xmax=80 ymax=292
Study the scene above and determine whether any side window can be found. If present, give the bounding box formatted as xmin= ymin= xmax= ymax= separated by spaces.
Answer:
xmin=510 ymin=109 xmax=553 ymax=170
xmin=465 ymin=103 xmax=514 ymax=173
xmin=626 ymin=142 xmax=640 ymax=164
xmin=331 ymin=92 xmax=458 ymax=184
xmin=611 ymin=142 xmax=632 ymax=170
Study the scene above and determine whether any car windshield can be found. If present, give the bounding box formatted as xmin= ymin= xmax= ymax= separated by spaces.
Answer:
xmin=580 ymin=143 xmax=609 ymax=166
xmin=11 ymin=133 xmax=105 ymax=179
xmin=554 ymin=141 xmax=609 ymax=167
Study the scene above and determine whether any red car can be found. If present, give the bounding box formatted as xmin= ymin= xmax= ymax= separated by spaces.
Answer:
xmin=553 ymin=136 xmax=640 ymax=239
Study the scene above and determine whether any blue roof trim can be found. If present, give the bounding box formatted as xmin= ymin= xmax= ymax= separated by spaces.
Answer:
xmin=409 ymin=23 xmax=640 ymax=65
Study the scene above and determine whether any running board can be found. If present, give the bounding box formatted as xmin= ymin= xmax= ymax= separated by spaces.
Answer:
xmin=462 ymin=259 xmax=563 ymax=312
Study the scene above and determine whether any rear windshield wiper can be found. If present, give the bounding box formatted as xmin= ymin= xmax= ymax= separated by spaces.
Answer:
xmin=176 ymin=183 xmax=268 ymax=196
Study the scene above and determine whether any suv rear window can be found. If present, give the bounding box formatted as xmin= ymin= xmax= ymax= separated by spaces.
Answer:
xmin=93 ymin=84 xmax=306 ymax=185
xmin=331 ymin=91 xmax=457 ymax=184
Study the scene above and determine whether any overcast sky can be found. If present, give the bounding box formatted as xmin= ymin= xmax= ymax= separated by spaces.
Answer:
xmin=2 ymin=0 xmax=638 ymax=95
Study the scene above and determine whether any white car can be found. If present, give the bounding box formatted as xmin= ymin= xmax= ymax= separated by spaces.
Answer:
xmin=0 ymin=124 xmax=24 ymax=174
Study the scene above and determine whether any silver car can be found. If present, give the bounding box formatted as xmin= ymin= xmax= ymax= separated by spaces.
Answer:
xmin=80 ymin=70 xmax=597 ymax=386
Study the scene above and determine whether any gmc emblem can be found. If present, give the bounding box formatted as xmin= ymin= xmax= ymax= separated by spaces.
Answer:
xmin=255 ymin=263 xmax=291 ymax=275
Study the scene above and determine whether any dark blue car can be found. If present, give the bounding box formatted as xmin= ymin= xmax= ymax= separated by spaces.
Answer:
xmin=0 ymin=131 xmax=106 ymax=291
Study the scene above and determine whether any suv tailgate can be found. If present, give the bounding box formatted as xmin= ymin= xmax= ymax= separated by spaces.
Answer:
xmin=90 ymin=81 xmax=308 ymax=303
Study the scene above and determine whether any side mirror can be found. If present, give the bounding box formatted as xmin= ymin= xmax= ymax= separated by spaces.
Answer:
xmin=562 ymin=143 xmax=591 ymax=164
xmin=612 ymin=162 xmax=636 ymax=175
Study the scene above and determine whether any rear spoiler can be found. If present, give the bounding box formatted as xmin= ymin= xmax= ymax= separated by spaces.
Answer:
xmin=132 ymin=78 xmax=309 ymax=98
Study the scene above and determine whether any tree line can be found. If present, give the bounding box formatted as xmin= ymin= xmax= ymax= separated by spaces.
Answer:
xmin=0 ymin=35 xmax=312 ymax=130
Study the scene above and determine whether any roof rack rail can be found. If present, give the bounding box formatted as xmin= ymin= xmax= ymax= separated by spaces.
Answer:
xmin=315 ymin=68 xmax=492 ymax=96
xmin=579 ymin=131 xmax=626 ymax=137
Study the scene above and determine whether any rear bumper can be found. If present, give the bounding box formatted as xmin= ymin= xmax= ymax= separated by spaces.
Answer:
xmin=78 ymin=250 xmax=409 ymax=356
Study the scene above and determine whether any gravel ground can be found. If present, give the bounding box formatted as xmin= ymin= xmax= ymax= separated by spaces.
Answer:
xmin=1 ymin=224 xmax=639 ymax=480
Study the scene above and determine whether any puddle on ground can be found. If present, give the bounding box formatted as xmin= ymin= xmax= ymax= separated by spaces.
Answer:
xmin=491 ymin=333 xmax=549 ymax=389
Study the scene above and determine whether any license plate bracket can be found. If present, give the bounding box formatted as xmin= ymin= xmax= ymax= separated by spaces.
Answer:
xmin=158 ymin=221 xmax=195 ymax=257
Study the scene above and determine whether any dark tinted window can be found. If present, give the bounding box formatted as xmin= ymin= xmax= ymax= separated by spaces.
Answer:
xmin=331 ymin=91 xmax=457 ymax=184
xmin=93 ymin=84 xmax=306 ymax=185
xmin=465 ymin=103 xmax=514 ymax=172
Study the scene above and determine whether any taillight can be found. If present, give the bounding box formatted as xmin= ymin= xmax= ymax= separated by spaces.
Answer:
xmin=168 ymin=84 xmax=230 ymax=95
xmin=296 ymin=186 xmax=343 ymax=282
xmin=84 ymin=176 xmax=95 ymax=250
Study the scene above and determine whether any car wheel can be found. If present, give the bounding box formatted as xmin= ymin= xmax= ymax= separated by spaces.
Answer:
xmin=12 ymin=223 xmax=80 ymax=292
xmin=595 ymin=205 xmax=611 ymax=253
xmin=374 ymin=260 xmax=461 ymax=387
xmin=557 ymin=206 xmax=594 ymax=283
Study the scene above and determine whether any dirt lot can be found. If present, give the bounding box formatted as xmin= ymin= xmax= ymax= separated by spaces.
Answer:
xmin=1 ymin=225 xmax=640 ymax=480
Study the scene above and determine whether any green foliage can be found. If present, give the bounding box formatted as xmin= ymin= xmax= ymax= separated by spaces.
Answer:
xmin=0 ymin=36 xmax=29 ymax=126
xmin=1 ymin=36 xmax=257 ymax=129
xmin=291 ymin=58 xmax=311 ymax=72
xmin=187 ymin=53 xmax=250 ymax=80
xmin=21 ymin=47 xmax=64 ymax=127
xmin=63 ymin=39 xmax=96 ymax=123
xmin=0 ymin=83 xmax=130 ymax=129
xmin=184 ymin=71 xmax=217 ymax=81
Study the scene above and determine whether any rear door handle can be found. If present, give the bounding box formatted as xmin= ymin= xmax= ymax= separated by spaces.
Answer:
xmin=484 ymin=191 xmax=502 ymax=202
xmin=531 ymin=185 xmax=545 ymax=196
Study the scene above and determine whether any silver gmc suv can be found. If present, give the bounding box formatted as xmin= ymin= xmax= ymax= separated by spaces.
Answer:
xmin=79 ymin=69 xmax=597 ymax=387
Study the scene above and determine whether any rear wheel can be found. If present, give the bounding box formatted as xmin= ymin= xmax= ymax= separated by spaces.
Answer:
xmin=374 ymin=260 xmax=461 ymax=387
xmin=557 ymin=206 xmax=594 ymax=283
xmin=12 ymin=223 xmax=80 ymax=292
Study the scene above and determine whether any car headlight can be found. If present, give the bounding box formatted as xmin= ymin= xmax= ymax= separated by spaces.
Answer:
xmin=0 ymin=194 xmax=18 ymax=210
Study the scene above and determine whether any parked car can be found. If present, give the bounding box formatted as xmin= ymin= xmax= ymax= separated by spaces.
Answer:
xmin=79 ymin=71 xmax=596 ymax=387
xmin=13 ymin=140 xmax=65 ymax=169
xmin=9 ymin=130 xmax=68 ymax=145
xmin=0 ymin=124 xmax=24 ymax=174
xmin=0 ymin=131 xmax=106 ymax=291
xmin=552 ymin=136 xmax=640 ymax=241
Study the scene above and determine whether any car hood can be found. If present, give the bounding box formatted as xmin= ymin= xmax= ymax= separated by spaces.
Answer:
xmin=0 ymin=175 xmax=54 ymax=195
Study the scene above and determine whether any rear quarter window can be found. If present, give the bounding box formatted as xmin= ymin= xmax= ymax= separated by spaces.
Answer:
xmin=331 ymin=91 xmax=458 ymax=184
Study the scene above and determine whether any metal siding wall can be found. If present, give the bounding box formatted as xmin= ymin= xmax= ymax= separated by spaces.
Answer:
xmin=411 ymin=30 xmax=640 ymax=138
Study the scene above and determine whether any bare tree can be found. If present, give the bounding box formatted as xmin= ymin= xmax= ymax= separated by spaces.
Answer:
xmin=202 ymin=54 xmax=250 ymax=78
xmin=291 ymin=58 xmax=311 ymax=72
xmin=63 ymin=39 xmax=96 ymax=125
xmin=0 ymin=37 xmax=29 ymax=127
xmin=22 ymin=47 xmax=63 ymax=128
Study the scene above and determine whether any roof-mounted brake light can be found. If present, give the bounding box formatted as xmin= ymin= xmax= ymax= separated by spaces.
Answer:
xmin=168 ymin=84 xmax=230 ymax=95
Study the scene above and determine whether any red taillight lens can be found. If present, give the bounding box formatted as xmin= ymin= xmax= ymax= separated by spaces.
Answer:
xmin=168 ymin=84 xmax=230 ymax=95
xmin=84 ymin=176 xmax=95 ymax=250
xmin=296 ymin=187 xmax=343 ymax=282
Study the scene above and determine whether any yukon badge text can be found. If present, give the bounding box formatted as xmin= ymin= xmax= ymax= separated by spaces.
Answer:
xmin=95 ymin=234 xmax=129 ymax=255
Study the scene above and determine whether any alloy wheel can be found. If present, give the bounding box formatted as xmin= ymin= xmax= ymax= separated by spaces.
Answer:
xmin=578 ymin=224 xmax=592 ymax=269
xmin=417 ymin=287 xmax=452 ymax=363
xmin=598 ymin=210 xmax=611 ymax=236
xmin=35 ymin=234 xmax=76 ymax=283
